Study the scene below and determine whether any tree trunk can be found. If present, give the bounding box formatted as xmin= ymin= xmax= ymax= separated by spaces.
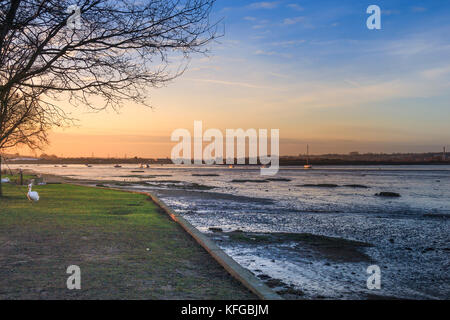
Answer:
xmin=0 ymin=154 xmax=3 ymax=197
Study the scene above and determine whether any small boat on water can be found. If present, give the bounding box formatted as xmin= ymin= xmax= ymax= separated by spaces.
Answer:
xmin=85 ymin=164 xmax=92 ymax=167
xmin=114 ymin=164 xmax=122 ymax=168
xmin=304 ymin=144 xmax=312 ymax=169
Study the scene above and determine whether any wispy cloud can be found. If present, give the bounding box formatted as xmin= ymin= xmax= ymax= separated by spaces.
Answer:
xmin=270 ymin=40 xmax=305 ymax=47
xmin=286 ymin=79 xmax=444 ymax=109
xmin=251 ymin=18 xmax=270 ymax=29
xmin=282 ymin=16 xmax=305 ymax=25
xmin=252 ymin=24 xmax=266 ymax=29
xmin=411 ymin=6 xmax=427 ymax=13
xmin=287 ymin=3 xmax=304 ymax=12
xmin=188 ymin=78 xmax=272 ymax=90
xmin=382 ymin=9 xmax=400 ymax=16
xmin=269 ymin=72 xmax=292 ymax=79
xmin=421 ymin=65 xmax=450 ymax=79
xmin=385 ymin=38 xmax=449 ymax=56
xmin=248 ymin=2 xmax=279 ymax=9
xmin=255 ymin=50 xmax=293 ymax=58
xmin=189 ymin=65 xmax=222 ymax=72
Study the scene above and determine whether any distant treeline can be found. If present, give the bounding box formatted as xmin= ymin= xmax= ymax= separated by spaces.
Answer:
xmin=5 ymin=158 xmax=172 ymax=165
xmin=278 ymin=158 xmax=450 ymax=166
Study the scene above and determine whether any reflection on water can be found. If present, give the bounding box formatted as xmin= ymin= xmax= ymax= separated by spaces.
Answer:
xmin=14 ymin=164 xmax=450 ymax=299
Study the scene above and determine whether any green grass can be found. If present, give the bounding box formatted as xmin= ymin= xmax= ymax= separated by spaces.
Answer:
xmin=0 ymin=182 xmax=255 ymax=300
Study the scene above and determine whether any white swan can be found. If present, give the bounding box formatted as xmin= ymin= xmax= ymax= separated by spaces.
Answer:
xmin=27 ymin=183 xmax=39 ymax=202
xmin=1 ymin=177 xmax=10 ymax=183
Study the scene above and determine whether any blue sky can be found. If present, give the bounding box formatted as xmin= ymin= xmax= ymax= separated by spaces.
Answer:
xmin=188 ymin=0 xmax=450 ymax=153
xmin=46 ymin=1 xmax=450 ymax=157
xmin=208 ymin=0 xmax=450 ymax=91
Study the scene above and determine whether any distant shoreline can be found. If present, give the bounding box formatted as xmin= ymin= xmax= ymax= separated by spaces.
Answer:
xmin=5 ymin=159 xmax=450 ymax=166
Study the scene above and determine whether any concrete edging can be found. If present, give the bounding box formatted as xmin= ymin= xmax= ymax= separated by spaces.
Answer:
xmin=68 ymin=182 xmax=282 ymax=300
xmin=145 ymin=191 xmax=283 ymax=300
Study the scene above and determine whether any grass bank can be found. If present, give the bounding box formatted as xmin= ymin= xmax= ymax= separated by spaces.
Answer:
xmin=0 ymin=179 xmax=255 ymax=299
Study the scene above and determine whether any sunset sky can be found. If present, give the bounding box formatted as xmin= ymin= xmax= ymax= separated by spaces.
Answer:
xmin=18 ymin=0 xmax=450 ymax=157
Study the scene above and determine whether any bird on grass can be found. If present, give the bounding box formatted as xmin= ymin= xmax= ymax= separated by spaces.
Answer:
xmin=27 ymin=183 xmax=39 ymax=202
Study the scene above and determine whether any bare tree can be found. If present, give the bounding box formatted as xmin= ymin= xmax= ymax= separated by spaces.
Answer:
xmin=0 ymin=0 xmax=218 ymax=195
